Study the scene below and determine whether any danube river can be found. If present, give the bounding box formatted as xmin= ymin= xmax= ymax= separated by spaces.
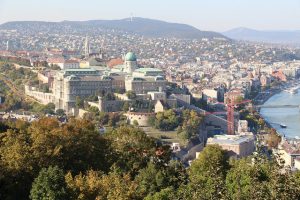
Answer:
xmin=260 ymin=89 xmax=300 ymax=138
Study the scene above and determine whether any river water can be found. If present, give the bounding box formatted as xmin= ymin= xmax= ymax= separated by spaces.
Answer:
xmin=260 ymin=89 xmax=300 ymax=138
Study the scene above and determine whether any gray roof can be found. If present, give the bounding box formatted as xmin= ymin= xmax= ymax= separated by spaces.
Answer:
xmin=207 ymin=134 xmax=254 ymax=145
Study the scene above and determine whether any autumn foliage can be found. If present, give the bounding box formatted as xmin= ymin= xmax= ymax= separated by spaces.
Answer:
xmin=0 ymin=118 xmax=299 ymax=200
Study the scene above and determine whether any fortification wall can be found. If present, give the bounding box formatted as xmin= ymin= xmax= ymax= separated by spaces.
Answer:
xmin=25 ymin=85 xmax=55 ymax=105
xmin=125 ymin=112 xmax=155 ymax=126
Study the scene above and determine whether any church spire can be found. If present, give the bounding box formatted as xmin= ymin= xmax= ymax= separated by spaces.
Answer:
xmin=84 ymin=35 xmax=90 ymax=59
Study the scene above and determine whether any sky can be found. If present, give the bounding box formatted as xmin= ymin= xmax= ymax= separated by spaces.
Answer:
xmin=0 ymin=0 xmax=300 ymax=32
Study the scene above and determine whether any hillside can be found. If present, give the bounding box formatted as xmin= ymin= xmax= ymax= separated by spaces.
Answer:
xmin=223 ymin=27 xmax=300 ymax=44
xmin=82 ymin=18 xmax=226 ymax=39
xmin=0 ymin=17 xmax=226 ymax=39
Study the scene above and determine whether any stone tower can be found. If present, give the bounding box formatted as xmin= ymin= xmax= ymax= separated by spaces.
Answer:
xmin=124 ymin=52 xmax=137 ymax=74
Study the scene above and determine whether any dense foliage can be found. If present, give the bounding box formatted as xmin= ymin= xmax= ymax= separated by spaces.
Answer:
xmin=0 ymin=63 xmax=38 ymax=89
xmin=0 ymin=62 xmax=43 ymax=112
xmin=177 ymin=109 xmax=204 ymax=140
xmin=149 ymin=109 xmax=204 ymax=140
xmin=30 ymin=166 xmax=69 ymax=200
xmin=0 ymin=118 xmax=299 ymax=200
xmin=152 ymin=109 xmax=180 ymax=131
xmin=0 ymin=56 xmax=31 ymax=66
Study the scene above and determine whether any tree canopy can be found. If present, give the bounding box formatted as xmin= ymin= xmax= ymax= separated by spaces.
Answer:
xmin=0 ymin=118 xmax=299 ymax=200
xmin=30 ymin=166 xmax=69 ymax=200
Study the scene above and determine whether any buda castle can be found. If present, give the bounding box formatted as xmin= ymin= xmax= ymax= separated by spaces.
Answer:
xmin=26 ymin=52 xmax=167 ymax=112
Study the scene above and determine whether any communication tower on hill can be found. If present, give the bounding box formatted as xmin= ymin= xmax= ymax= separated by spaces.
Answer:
xmin=130 ymin=13 xmax=133 ymax=22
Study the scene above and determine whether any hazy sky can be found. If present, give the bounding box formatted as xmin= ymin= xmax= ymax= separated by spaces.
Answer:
xmin=0 ymin=0 xmax=300 ymax=32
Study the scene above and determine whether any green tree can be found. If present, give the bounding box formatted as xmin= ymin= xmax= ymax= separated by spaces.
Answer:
xmin=65 ymin=169 xmax=138 ymax=200
xmin=135 ymin=162 xmax=166 ymax=196
xmin=258 ymin=118 xmax=265 ymax=129
xmin=178 ymin=110 xmax=203 ymax=140
xmin=133 ymin=119 xmax=139 ymax=126
xmin=126 ymin=90 xmax=137 ymax=99
xmin=3 ymin=92 xmax=22 ymax=111
xmin=40 ymin=84 xmax=50 ymax=93
xmin=107 ymin=113 xmax=119 ymax=127
xmin=82 ymin=112 xmax=96 ymax=122
xmin=87 ymin=94 xmax=98 ymax=101
xmin=102 ymin=92 xmax=115 ymax=100
xmin=187 ymin=145 xmax=229 ymax=199
xmin=88 ymin=106 xmax=99 ymax=114
xmin=148 ymin=115 xmax=156 ymax=127
xmin=49 ymin=64 xmax=61 ymax=70
xmin=135 ymin=161 xmax=187 ymax=198
xmin=65 ymin=170 xmax=104 ymax=200
xmin=266 ymin=128 xmax=281 ymax=148
xmin=0 ymin=118 xmax=112 ymax=199
xmin=0 ymin=121 xmax=9 ymax=133
xmin=56 ymin=109 xmax=65 ymax=117
xmin=42 ymin=103 xmax=55 ymax=114
xmin=0 ymin=118 xmax=111 ymax=174
xmin=30 ymin=166 xmax=69 ymax=200
xmin=0 ymin=128 xmax=34 ymax=200
xmin=154 ymin=109 xmax=180 ymax=131
xmin=226 ymin=151 xmax=300 ymax=200
xmin=75 ymin=96 xmax=84 ymax=109
xmin=122 ymin=101 xmax=130 ymax=112
xmin=144 ymin=187 xmax=176 ymax=200
xmin=226 ymin=158 xmax=270 ymax=200
xmin=267 ymin=155 xmax=300 ymax=200
xmin=105 ymin=126 xmax=164 ymax=175
xmin=98 ymin=111 xmax=109 ymax=125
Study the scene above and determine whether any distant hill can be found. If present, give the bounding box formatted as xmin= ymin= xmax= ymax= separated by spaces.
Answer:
xmin=223 ymin=27 xmax=300 ymax=44
xmin=81 ymin=18 xmax=226 ymax=39
xmin=0 ymin=17 xmax=227 ymax=39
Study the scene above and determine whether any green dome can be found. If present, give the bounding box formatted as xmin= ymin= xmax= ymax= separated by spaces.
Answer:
xmin=125 ymin=52 xmax=137 ymax=61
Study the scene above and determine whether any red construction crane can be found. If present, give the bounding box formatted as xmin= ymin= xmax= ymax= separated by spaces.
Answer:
xmin=226 ymin=96 xmax=251 ymax=135
xmin=204 ymin=94 xmax=251 ymax=135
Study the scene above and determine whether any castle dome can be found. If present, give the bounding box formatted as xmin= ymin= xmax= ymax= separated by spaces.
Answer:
xmin=125 ymin=52 xmax=137 ymax=61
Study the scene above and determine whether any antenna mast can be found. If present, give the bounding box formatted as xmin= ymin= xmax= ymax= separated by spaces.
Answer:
xmin=130 ymin=13 xmax=133 ymax=22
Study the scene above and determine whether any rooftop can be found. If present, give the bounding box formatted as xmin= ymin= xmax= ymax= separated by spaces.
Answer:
xmin=280 ymin=139 xmax=300 ymax=154
xmin=125 ymin=52 xmax=137 ymax=61
xmin=61 ymin=68 xmax=100 ymax=77
xmin=135 ymin=67 xmax=163 ymax=73
xmin=65 ymin=59 xmax=79 ymax=63
xmin=63 ymin=68 xmax=98 ymax=72
xmin=207 ymin=134 xmax=254 ymax=145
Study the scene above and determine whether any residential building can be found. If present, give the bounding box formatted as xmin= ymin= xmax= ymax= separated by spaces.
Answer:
xmin=207 ymin=134 xmax=255 ymax=158
xmin=276 ymin=138 xmax=300 ymax=169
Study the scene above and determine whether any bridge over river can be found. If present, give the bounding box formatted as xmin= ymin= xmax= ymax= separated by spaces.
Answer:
xmin=256 ymin=104 xmax=300 ymax=109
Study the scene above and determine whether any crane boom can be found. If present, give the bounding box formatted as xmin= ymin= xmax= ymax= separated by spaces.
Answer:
xmin=225 ymin=94 xmax=252 ymax=135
